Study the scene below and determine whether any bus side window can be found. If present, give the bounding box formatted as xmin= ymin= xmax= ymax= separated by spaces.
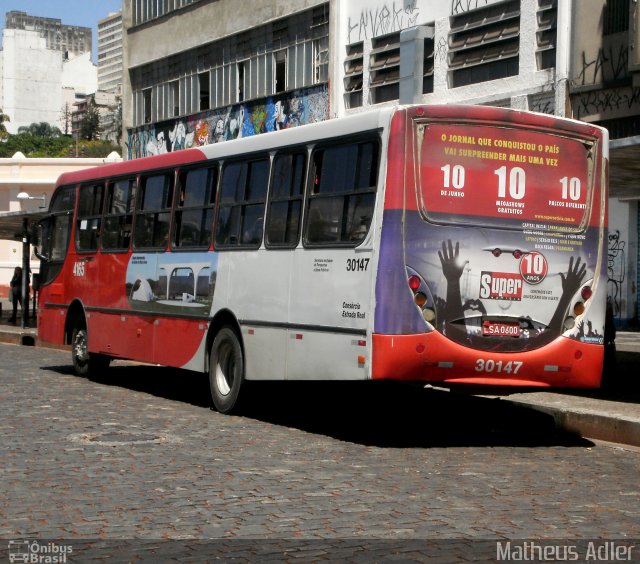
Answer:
xmin=102 ymin=178 xmax=136 ymax=251
xmin=76 ymin=183 xmax=105 ymax=252
xmin=266 ymin=152 xmax=306 ymax=248
xmin=215 ymin=157 xmax=269 ymax=248
xmin=134 ymin=173 xmax=174 ymax=250
xmin=305 ymin=140 xmax=378 ymax=246
xmin=173 ymin=166 xmax=218 ymax=249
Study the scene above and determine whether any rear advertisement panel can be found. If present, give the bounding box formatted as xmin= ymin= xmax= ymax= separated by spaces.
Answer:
xmin=417 ymin=122 xmax=593 ymax=230
xmin=398 ymin=120 xmax=606 ymax=353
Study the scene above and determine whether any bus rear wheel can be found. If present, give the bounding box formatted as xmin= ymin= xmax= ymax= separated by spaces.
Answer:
xmin=71 ymin=324 xmax=110 ymax=377
xmin=209 ymin=327 xmax=244 ymax=414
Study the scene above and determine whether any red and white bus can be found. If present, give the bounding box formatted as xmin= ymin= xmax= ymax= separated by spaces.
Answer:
xmin=34 ymin=104 xmax=609 ymax=413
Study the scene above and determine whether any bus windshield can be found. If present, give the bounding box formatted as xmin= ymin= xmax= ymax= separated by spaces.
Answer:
xmin=416 ymin=121 xmax=594 ymax=232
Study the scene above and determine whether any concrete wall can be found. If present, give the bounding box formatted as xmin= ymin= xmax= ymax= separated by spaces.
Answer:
xmin=332 ymin=0 xmax=555 ymax=116
xmin=61 ymin=52 xmax=98 ymax=96
xmin=608 ymin=198 xmax=638 ymax=327
xmin=1 ymin=29 xmax=62 ymax=134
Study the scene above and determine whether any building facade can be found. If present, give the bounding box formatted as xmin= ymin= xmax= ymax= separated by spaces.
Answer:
xmin=122 ymin=0 xmax=640 ymax=328
xmin=0 ymin=27 xmax=97 ymax=135
xmin=98 ymin=11 xmax=124 ymax=95
xmin=4 ymin=10 xmax=92 ymax=58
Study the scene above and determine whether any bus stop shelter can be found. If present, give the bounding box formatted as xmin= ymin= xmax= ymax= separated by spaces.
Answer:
xmin=0 ymin=210 xmax=47 ymax=328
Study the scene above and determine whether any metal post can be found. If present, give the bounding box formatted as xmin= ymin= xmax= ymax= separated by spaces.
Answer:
xmin=21 ymin=218 xmax=30 ymax=329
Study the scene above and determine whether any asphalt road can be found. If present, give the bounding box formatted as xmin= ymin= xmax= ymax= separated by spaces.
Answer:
xmin=1 ymin=343 xmax=638 ymax=562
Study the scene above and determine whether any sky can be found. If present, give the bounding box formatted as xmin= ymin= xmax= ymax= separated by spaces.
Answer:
xmin=0 ymin=0 xmax=122 ymax=62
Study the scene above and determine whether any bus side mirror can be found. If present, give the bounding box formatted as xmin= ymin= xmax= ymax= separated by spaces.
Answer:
xmin=31 ymin=220 xmax=49 ymax=261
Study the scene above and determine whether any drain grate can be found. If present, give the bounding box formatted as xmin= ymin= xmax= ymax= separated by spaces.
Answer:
xmin=68 ymin=431 xmax=180 ymax=446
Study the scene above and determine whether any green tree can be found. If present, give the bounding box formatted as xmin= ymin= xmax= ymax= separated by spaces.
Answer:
xmin=0 ymin=109 xmax=10 ymax=140
xmin=17 ymin=121 xmax=63 ymax=137
xmin=60 ymin=103 xmax=73 ymax=135
xmin=73 ymin=140 xmax=122 ymax=158
xmin=80 ymin=99 xmax=101 ymax=141
xmin=0 ymin=133 xmax=74 ymax=158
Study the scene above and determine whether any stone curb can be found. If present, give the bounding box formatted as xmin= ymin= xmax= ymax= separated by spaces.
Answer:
xmin=505 ymin=399 xmax=640 ymax=447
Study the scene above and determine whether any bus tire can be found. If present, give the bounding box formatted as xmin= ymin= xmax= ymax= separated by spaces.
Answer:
xmin=71 ymin=325 xmax=110 ymax=378
xmin=209 ymin=327 xmax=244 ymax=414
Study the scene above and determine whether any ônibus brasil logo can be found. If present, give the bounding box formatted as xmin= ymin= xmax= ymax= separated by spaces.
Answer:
xmin=8 ymin=540 xmax=73 ymax=563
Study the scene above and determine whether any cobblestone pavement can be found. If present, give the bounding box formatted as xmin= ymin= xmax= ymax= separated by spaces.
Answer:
xmin=0 ymin=344 xmax=639 ymax=561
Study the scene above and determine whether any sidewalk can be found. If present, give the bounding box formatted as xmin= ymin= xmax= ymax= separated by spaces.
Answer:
xmin=503 ymin=338 xmax=640 ymax=447
xmin=0 ymin=305 xmax=637 ymax=446
xmin=0 ymin=299 xmax=38 ymax=346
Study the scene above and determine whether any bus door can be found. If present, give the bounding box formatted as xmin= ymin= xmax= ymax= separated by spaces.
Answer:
xmin=288 ymin=139 xmax=378 ymax=380
xmin=73 ymin=183 xmax=105 ymax=309
xmin=95 ymin=178 xmax=137 ymax=358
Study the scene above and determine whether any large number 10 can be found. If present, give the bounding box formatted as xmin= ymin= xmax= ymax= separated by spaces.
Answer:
xmin=560 ymin=176 xmax=581 ymax=201
xmin=441 ymin=164 xmax=465 ymax=189
xmin=494 ymin=166 xmax=526 ymax=200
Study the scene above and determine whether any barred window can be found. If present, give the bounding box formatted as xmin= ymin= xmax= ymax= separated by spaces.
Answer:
xmin=370 ymin=32 xmax=400 ymax=104
xmin=344 ymin=42 xmax=364 ymax=108
xmin=449 ymin=0 xmax=520 ymax=87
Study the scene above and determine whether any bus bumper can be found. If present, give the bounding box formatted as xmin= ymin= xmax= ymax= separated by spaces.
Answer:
xmin=371 ymin=332 xmax=603 ymax=388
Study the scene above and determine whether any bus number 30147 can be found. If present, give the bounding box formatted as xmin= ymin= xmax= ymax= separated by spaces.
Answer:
xmin=346 ymin=258 xmax=370 ymax=272
xmin=475 ymin=359 xmax=523 ymax=374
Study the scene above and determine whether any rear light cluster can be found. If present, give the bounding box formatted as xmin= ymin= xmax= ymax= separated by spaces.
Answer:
xmin=407 ymin=269 xmax=436 ymax=324
xmin=563 ymin=284 xmax=593 ymax=330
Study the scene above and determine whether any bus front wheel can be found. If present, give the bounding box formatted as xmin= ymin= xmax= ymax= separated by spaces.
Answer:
xmin=71 ymin=325 xmax=110 ymax=377
xmin=209 ymin=327 xmax=244 ymax=414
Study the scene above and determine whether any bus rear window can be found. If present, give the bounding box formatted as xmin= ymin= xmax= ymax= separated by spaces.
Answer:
xmin=417 ymin=122 xmax=594 ymax=231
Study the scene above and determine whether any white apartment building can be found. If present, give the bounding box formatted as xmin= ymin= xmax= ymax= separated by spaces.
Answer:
xmin=0 ymin=28 xmax=97 ymax=134
xmin=98 ymin=11 xmax=124 ymax=95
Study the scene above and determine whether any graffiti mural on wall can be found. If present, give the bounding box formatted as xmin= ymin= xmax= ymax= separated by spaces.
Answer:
xmin=451 ymin=0 xmax=489 ymax=14
xmin=607 ymin=229 xmax=626 ymax=319
xmin=347 ymin=1 xmax=420 ymax=43
xmin=573 ymin=86 xmax=640 ymax=120
xmin=574 ymin=43 xmax=629 ymax=88
xmin=127 ymin=85 xmax=329 ymax=160
xmin=529 ymin=93 xmax=555 ymax=115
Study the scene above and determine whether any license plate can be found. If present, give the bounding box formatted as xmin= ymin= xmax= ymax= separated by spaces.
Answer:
xmin=482 ymin=320 xmax=520 ymax=337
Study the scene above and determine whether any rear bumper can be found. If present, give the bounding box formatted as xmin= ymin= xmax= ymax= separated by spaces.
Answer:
xmin=371 ymin=332 xmax=603 ymax=388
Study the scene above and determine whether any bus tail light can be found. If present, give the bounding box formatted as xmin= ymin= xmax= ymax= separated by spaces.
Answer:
xmin=563 ymin=316 xmax=576 ymax=330
xmin=422 ymin=308 xmax=436 ymax=322
xmin=414 ymin=292 xmax=427 ymax=307
xmin=573 ymin=302 xmax=585 ymax=316
xmin=581 ymin=286 xmax=593 ymax=301
xmin=408 ymin=275 xmax=421 ymax=290
xmin=407 ymin=267 xmax=437 ymax=327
